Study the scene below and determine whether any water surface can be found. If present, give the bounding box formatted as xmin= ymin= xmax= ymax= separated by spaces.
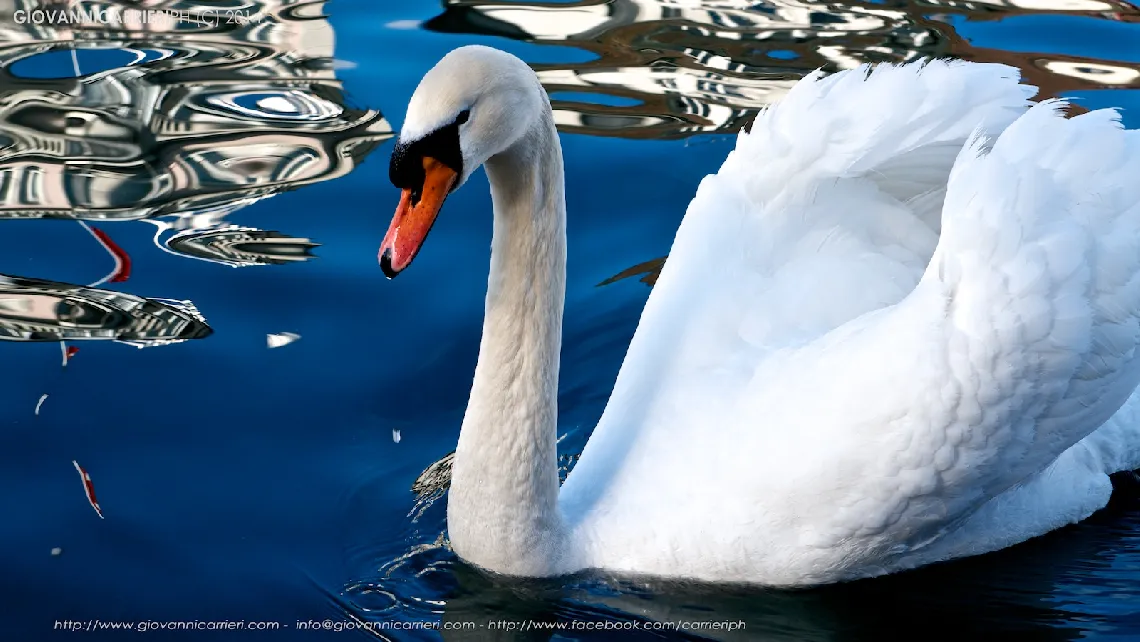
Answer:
xmin=3 ymin=0 xmax=1139 ymax=640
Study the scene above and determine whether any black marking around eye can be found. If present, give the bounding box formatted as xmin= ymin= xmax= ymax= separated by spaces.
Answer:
xmin=389 ymin=110 xmax=469 ymax=191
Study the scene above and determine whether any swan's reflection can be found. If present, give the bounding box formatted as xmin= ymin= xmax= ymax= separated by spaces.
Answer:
xmin=561 ymin=485 xmax=1140 ymax=641
xmin=337 ymin=481 xmax=1140 ymax=641
xmin=336 ymin=450 xmax=1137 ymax=639
xmin=425 ymin=0 xmax=1139 ymax=139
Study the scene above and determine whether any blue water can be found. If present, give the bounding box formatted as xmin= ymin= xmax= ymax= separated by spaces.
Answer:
xmin=3 ymin=0 xmax=1140 ymax=640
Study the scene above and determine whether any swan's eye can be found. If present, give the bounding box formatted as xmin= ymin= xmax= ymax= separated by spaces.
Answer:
xmin=456 ymin=109 xmax=471 ymax=125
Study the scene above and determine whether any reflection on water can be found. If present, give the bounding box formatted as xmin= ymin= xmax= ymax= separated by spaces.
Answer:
xmin=426 ymin=0 xmax=1140 ymax=140
xmin=0 ymin=0 xmax=390 ymax=342
xmin=443 ymin=0 xmax=1140 ymax=285
xmin=0 ymin=0 xmax=390 ymax=231
xmin=341 ymin=474 xmax=1140 ymax=641
xmin=161 ymin=226 xmax=319 ymax=267
xmin=0 ymin=274 xmax=211 ymax=346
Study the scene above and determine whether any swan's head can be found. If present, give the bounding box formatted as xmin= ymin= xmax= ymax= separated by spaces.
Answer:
xmin=379 ymin=45 xmax=547 ymax=278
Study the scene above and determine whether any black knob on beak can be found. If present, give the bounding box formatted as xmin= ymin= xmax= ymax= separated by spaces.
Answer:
xmin=379 ymin=248 xmax=399 ymax=279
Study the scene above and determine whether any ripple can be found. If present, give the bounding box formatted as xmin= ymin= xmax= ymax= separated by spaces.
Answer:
xmin=0 ymin=0 xmax=393 ymax=278
xmin=162 ymin=226 xmax=319 ymax=267
xmin=203 ymin=89 xmax=345 ymax=122
xmin=0 ymin=274 xmax=211 ymax=346
xmin=8 ymin=46 xmax=171 ymax=79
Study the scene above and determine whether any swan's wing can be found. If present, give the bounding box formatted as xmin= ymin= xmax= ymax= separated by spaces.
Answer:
xmin=726 ymin=59 xmax=1035 ymax=234
xmin=562 ymin=60 xmax=1034 ymax=515
xmin=740 ymin=101 xmax=1140 ymax=555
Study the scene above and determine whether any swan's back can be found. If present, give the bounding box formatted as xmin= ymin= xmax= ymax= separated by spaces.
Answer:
xmin=559 ymin=60 xmax=1140 ymax=585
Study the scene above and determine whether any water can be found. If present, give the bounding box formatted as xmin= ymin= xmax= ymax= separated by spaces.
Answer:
xmin=2 ymin=0 xmax=1139 ymax=639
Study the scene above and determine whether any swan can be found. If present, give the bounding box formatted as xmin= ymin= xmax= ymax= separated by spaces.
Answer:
xmin=378 ymin=45 xmax=1140 ymax=586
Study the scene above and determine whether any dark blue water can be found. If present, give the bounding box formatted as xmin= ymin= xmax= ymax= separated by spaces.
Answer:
xmin=3 ymin=1 xmax=1140 ymax=640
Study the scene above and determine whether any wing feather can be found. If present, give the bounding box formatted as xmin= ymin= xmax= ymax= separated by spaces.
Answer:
xmin=742 ymin=101 xmax=1140 ymax=559
xmin=562 ymin=60 xmax=1140 ymax=581
xmin=563 ymin=60 xmax=1036 ymax=524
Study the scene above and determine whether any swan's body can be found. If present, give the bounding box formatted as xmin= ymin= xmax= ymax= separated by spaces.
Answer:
xmin=380 ymin=45 xmax=1140 ymax=586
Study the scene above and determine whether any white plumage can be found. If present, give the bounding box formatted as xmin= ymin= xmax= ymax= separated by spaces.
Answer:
xmin=392 ymin=46 xmax=1140 ymax=585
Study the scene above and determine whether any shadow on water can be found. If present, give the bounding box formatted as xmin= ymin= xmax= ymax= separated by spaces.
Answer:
xmin=0 ymin=0 xmax=390 ymax=346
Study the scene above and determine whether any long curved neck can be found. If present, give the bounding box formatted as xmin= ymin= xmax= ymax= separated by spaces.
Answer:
xmin=446 ymin=110 xmax=570 ymax=576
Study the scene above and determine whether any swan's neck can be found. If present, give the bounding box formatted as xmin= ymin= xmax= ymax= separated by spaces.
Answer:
xmin=447 ymin=114 xmax=570 ymax=576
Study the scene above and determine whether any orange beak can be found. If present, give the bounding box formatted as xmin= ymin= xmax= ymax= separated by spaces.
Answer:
xmin=379 ymin=156 xmax=458 ymax=278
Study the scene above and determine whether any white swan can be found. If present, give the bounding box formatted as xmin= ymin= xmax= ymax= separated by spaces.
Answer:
xmin=379 ymin=45 xmax=1140 ymax=586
